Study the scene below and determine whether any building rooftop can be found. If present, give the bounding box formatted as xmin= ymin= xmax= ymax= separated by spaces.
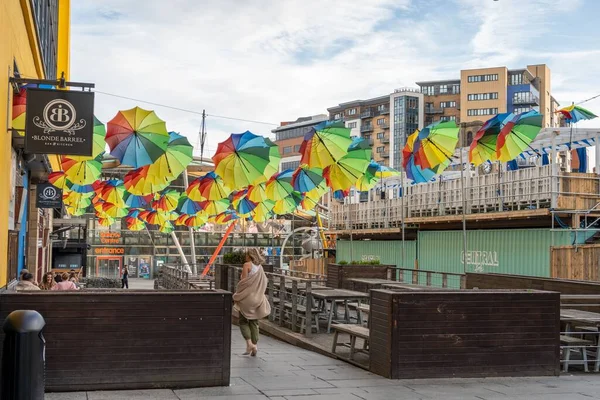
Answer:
xmin=415 ymin=79 xmax=460 ymax=86
xmin=327 ymin=94 xmax=390 ymax=112
xmin=271 ymin=114 xmax=328 ymax=133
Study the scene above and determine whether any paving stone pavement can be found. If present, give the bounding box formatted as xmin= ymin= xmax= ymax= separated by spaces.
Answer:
xmin=48 ymin=326 xmax=600 ymax=400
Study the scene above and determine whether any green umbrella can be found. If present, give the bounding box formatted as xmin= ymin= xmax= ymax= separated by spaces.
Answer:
xmin=496 ymin=111 xmax=543 ymax=162
xmin=356 ymin=161 xmax=400 ymax=192
xmin=273 ymin=191 xmax=303 ymax=215
xmin=299 ymin=121 xmax=353 ymax=169
xmin=323 ymin=138 xmax=371 ymax=191
xmin=148 ymin=132 xmax=193 ymax=182
xmin=266 ymin=169 xmax=294 ymax=201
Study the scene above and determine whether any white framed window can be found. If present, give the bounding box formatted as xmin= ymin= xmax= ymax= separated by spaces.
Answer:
xmin=283 ymin=146 xmax=292 ymax=154
xmin=334 ymin=113 xmax=342 ymax=120
xmin=347 ymin=108 xmax=357 ymax=115
xmin=377 ymin=118 xmax=385 ymax=125
xmin=347 ymin=122 xmax=357 ymax=129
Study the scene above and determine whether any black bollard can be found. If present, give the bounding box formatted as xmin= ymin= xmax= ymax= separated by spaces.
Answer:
xmin=1 ymin=310 xmax=46 ymax=400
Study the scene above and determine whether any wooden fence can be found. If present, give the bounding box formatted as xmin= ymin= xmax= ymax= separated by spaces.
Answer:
xmin=158 ymin=265 xmax=214 ymax=290
xmin=326 ymin=264 xmax=394 ymax=289
xmin=0 ymin=290 xmax=232 ymax=391
xmin=466 ymin=272 xmax=600 ymax=294
xmin=395 ymin=267 xmax=466 ymax=289
xmin=289 ymin=258 xmax=329 ymax=277
xmin=551 ymin=244 xmax=600 ymax=282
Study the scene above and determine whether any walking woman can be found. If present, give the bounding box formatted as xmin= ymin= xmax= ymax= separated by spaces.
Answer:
xmin=121 ymin=267 xmax=129 ymax=289
xmin=233 ymin=248 xmax=271 ymax=356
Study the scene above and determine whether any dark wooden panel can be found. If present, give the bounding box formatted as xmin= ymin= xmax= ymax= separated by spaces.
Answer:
xmin=467 ymin=273 xmax=600 ymax=294
xmin=327 ymin=264 xmax=393 ymax=290
xmin=368 ymin=289 xmax=560 ymax=379
xmin=0 ymin=290 xmax=232 ymax=392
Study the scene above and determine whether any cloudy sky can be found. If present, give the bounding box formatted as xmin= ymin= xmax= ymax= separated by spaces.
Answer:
xmin=71 ymin=0 xmax=600 ymax=158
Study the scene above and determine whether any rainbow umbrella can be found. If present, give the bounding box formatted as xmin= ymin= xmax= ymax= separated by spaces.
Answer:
xmin=98 ymin=216 xmax=116 ymax=227
xmin=95 ymin=179 xmax=126 ymax=207
xmin=124 ymin=166 xmax=171 ymax=196
xmin=262 ymin=138 xmax=282 ymax=182
xmin=152 ymin=190 xmax=180 ymax=212
xmin=414 ymin=121 xmax=459 ymax=171
xmin=65 ymin=205 xmax=88 ymax=217
xmin=177 ymin=194 xmax=203 ymax=215
xmin=97 ymin=202 xmax=129 ymax=218
xmin=251 ymin=200 xmax=275 ymax=222
xmin=356 ymin=161 xmax=400 ymax=192
xmin=199 ymin=199 xmax=230 ymax=216
xmin=557 ymin=104 xmax=597 ymax=124
xmin=159 ymin=221 xmax=174 ymax=234
xmin=61 ymin=155 xmax=103 ymax=185
xmin=402 ymin=129 xmax=419 ymax=170
xmin=469 ymin=113 xmax=514 ymax=166
xmin=63 ymin=192 xmax=92 ymax=209
xmin=232 ymin=190 xmax=258 ymax=216
xmin=406 ymin=157 xmax=436 ymax=184
xmin=126 ymin=218 xmax=145 ymax=231
xmin=299 ymin=120 xmax=353 ymax=169
xmin=147 ymin=132 xmax=193 ymax=181
xmin=266 ymin=169 xmax=294 ymax=201
xmin=185 ymin=212 xmax=208 ymax=228
xmin=123 ymin=192 xmax=153 ymax=208
xmin=496 ymin=110 xmax=543 ymax=162
xmin=323 ymin=138 xmax=371 ymax=191
xmin=273 ymin=192 xmax=302 ymax=215
xmin=212 ymin=131 xmax=273 ymax=190
xmin=175 ymin=213 xmax=190 ymax=226
xmin=69 ymin=183 xmax=95 ymax=195
xmin=247 ymin=183 xmax=267 ymax=203
xmin=106 ymin=107 xmax=170 ymax=168
xmin=214 ymin=210 xmax=239 ymax=225
xmin=300 ymin=192 xmax=320 ymax=211
xmin=11 ymin=86 xmax=28 ymax=132
xmin=48 ymin=171 xmax=71 ymax=190
xmin=187 ymin=171 xmax=232 ymax=201
xmin=292 ymin=166 xmax=325 ymax=193
xmin=306 ymin=180 xmax=328 ymax=200
xmin=139 ymin=210 xmax=171 ymax=226
xmin=67 ymin=117 xmax=107 ymax=161
xmin=333 ymin=189 xmax=349 ymax=200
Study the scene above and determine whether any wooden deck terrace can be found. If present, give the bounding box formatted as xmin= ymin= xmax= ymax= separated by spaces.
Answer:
xmin=329 ymin=165 xmax=600 ymax=232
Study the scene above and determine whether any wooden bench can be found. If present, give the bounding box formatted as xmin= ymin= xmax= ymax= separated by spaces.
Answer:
xmin=561 ymin=335 xmax=594 ymax=372
xmin=331 ymin=324 xmax=369 ymax=360
xmin=284 ymin=302 xmax=320 ymax=334
xmin=347 ymin=302 xmax=370 ymax=325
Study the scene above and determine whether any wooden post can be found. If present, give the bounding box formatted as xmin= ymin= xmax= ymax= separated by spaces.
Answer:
xmin=426 ymin=271 xmax=432 ymax=287
xmin=268 ymin=274 xmax=275 ymax=322
xmin=460 ymin=275 xmax=467 ymax=289
xmin=442 ymin=273 xmax=448 ymax=288
xmin=305 ymin=280 xmax=313 ymax=338
xmin=291 ymin=280 xmax=298 ymax=332
xmin=279 ymin=275 xmax=286 ymax=327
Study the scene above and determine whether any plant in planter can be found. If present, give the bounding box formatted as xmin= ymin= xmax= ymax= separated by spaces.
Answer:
xmin=338 ymin=260 xmax=348 ymax=265
xmin=223 ymin=251 xmax=246 ymax=264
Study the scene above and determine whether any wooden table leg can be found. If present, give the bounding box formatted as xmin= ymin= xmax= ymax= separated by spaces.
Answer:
xmin=327 ymin=300 xmax=335 ymax=333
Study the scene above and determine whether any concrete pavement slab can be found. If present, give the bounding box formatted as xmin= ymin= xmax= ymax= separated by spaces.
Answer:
xmin=87 ymin=389 xmax=179 ymax=400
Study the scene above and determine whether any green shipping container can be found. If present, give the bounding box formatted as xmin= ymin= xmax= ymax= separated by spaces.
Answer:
xmin=417 ymin=229 xmax=579 ymax=278
xmin=336 ymin=240 xmax=417 ymax=269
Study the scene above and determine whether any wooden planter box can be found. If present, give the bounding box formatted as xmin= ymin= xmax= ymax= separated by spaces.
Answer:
xmin=369 ymin=289 xmax=560 ymax=379
xmin=326 ymin=263 xmax=395 ymax=289
xmin=0 ymin=290 xmax=232 ymax=391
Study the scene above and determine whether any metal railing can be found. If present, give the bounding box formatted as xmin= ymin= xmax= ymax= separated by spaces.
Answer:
xmin=395 ymin=267 xmax=466 ymax=289
xmin=425 ymin=107 xmax=444 ymax=114
xmin=360 ymin=110 xmax=373 ymax=118
xmin=360 ymin=125 xmax=373 ymax=132
xmin=157 ymin=265 xmax=214 ymax=290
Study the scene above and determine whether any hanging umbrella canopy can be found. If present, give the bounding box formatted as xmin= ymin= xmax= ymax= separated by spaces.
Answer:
xmin=152 ymin=190 xmax=180 ymax=212
xmin=106 ymin=107 xmax=170 ymax=168
xmin=262 ymin=138 xmax=282 ymax=182
xmin=273 ymin=191 xmax=303 ymax=215
xmin=406 ymin=157 xmax=436 ymax=184
xmin=414 ymin=121 xmax=459 ymax=170
xmin=212 ymin=131 xmax=273 ymax=190
xmin=266 ymin=169 xmax=294 ymax=201
xmin=94 ymin=179 xmax=126 ymax=207
xmin=177 ymin=194 xmax=202 ymax=215
xmin=292 ymin=166 xmax=325 ymax=193
xmin=97 ymin=216 xmax=116 ymax=227
xmin=124 ymin=166 xmax=170 ymax=196
xmin=332 ymin=189 xmax=349 ymax=200
xmin=299 ymin=120 xmax=353 ymax=169
xmin=123 ymin=192 xmax=153 ymax=208
xmin=175 ymin=213 xmax=189 ymax=226
xmin=251 ymin=199 xmax=275 ymax=222
xmin=159 ymin=221 xmax=174 ymax=234
xmin=126 ymin=218 xmax=145 ymax=231
xmin=355 ymin=161 xmax=400 ymax=192
xmin=65 ymin=205 xmax=87 ymax=217
xmin=48 ymin=171 xmax=71 ymax=190
xmin=469 ymin=113 xmax=514 ymax=166
xmin=186 ymin=171 xmax=232 ymax=201
xmin=323 ymin=138 xmax=371 ymax=191
xmin=199 ymin=199 xmax=230 ymax=216
xmin=402 ymin=130 xmax=420 ymax=170
xmin=146 ymin=132 xmax=193 ymax=182
xmin=214 ymin=210 xmax=239 ymax=225
xmin=232 ymin=190 xmax=258 ymax=216
xmin=96 ymin=201 xmax=129 ymax=218
xmin=139 ymin=210 xmax=171 ymax=226
xmin=247 ymin=183 xmax=267 ymax=203
xmin=67 ymin=117 xmax=107 ymax=162
xmin=496 ymin=110 xmax=543 ymax=162
xmin=185 ymin=212 xmax=208 ymax=228
xmin=300 ymin=191 xmax=321 ymax=211
xmin=11 ymin=86 xmax=28 ymax=131
xmin=63 ymin=192 xmax=92 ymax=209
xmin=557 ymin=104 xmax=597 ymax=124
xmin=61 ymin=155 xmax=103 ymax=185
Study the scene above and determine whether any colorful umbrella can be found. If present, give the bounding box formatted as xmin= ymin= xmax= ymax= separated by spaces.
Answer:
xmin=214 ymin=210 xmax=239 ymax=225
xmin=63 ymin=192 xmax=92 ymax=209
xmin=247 ymin=183 xmax=267 ymax=203
xmin=147 ymin=132 xmax=193 ymax=181
xmin=123 ymin=192 xmax=153 ymax=208
xmin=496 ymin=110 xmax=543 ymax=162
xmin=95 ymin=179 xmax=126 ymax=207
xmin=126 ymin=218 xmax=145 ymax=231
xmin=187 ymin=171 xmax=232 ymax=201
xmin=557 ymin=104 xmax=597 ymax=124
xmin=266 ymin=169 xmax=295 ymax=201
xmin=67 ymin=117 xmax=107 ymax=161
xmin=61 ymin=155 xmax=103 ymax=185
xmin=152 ymin=190 xmax=180 ymax=212
xmin=299 ymin=120 xmax=353 ymax=169
xmin=185 ymin=212 xmax=208 ymax=228
xmin=300 ymin=192 xmax=320 ymax=211
xmin=199 ymin=199 xmax=230 ymax=216
xmin=69 ymin=183 xmax=95 ymax=195
xmin=232 ymin=190 xmax=258 ymax=216
xmin=469 ymin=113 xmax=514 ymax=166
xmin=261 ymin=138 xmax=282 ymax=182
xmin=175 ymin=213 xmax=189 ymax=226
xmin=65 ymin=205 xmax=87 ymax=217
xmin=251 ymin=200 xmax=275 ymax=222
xmin=406 ymin=157 xmax=436 ymax=184
xmin=124 ymin=166 xmax=171 ymax=196
xmin=414 ymin=121 xmax=459 ymax=170
xmin=11 ymin=86 xmax=28 ymax=132
xmin=139 ymin=210 xmax=171 ymax=226
xmin=292 ymin=166 xmax=325 ymax=193
xmin=177 ymin=194 xmax=203 ymax=215
xmin=97 ymin=216 xmax=116 ymax=227
xmin=159 ymin=221 xmax=174 ymax=234
xmin=323 ymin=138 xmax=371 ymax=191
xmin=273 ymin=191 xmax=302 ymax=215
xmin=48 ymin=171 xmax=71 ymax=190
xmin=212 ymin=131 xmax=273 ymax=190
xmin=106 ymin=107 xmax=170 ymax=168
xmin=97 ymin=201 xmax=129 ymax=218
xmin=402 ymin=130 xmax=420 ymax=170
xmin=355 ymin=161 xmax=400 ymax=192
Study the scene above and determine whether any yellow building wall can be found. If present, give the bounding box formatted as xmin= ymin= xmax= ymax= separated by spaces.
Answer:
xmin=460 ymin=67 xmax=508 ymax=123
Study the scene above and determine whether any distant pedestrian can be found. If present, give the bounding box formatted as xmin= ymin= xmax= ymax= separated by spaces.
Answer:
xmin=233 ymin=248 xmax=271 ymax=356
xmin=15 ymin=273 xmax=41 ymax=291
xmin=121 ymin=267 xmax=129 ymax=289
xmin=69 ymin=271 xmax=79 ymax=283
xmin=39 ymin=272 xmax=56 ymax=290
xmin=52 ymin=273 xmax=79 ymax=291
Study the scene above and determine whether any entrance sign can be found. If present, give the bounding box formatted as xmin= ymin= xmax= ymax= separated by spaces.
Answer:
xmin=25 ymin=88 xmax=94 ymax=155
xmin=36 ymin=183 xmax=62 ymax=208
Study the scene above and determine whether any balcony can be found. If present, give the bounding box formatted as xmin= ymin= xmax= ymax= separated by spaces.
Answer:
xmin=361 ymin=110 xmax=373 ymax=118
xmin=379 ymin=123 xmax=390 ymax=129
xmin=513 ymin=95 xmax=540 ymax=105
xmin=382 ymin=153 xmax=390 ymax=158
xmin=425 ymin=107 xmax=444 ymax=114
xmin=381 ymin=136 xmax=390 ymax=144
xmin=361 ymin=125 xmax=374 ymax=133
xmin=379 ymin=107 xmax=390 ymax=115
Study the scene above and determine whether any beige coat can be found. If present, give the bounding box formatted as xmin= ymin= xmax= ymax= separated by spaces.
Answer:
xmin=232 ymin=265 xmax=271 ymax=320
xmin=15 ymin=281 xmax=41 ymax=291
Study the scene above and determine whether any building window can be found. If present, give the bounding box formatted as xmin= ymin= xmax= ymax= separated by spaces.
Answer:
xmin=281 ymin=160 xmax=300 ymax=171
xmin=509 ymin=73 xmax=524 ymax=86
xmin=377 ymin=118 xmax=386 ymax=125
xmin=439 ymin=85 xmax=448 ymax=94
xmin=452 ymin=84 xmax=460 ymax=94
xmin=467 ymin=74 xmax=499 ymax=83
xmin=376 ymin=146 xmax=385 ymax=153
xmin=466 ymin=131 xmax=473 ymax=144
xmin=440 ymin=101 xmax=456 ymax=108
xmin=282 ymin=146 xmax=292 ymax=154
xmin=293 ymin=144 xmax=301 ymax=152
xmin=32 ymin=0 xmax=59 ymax=80
xmin=421 ymin=86 xmax=434 ymax=96
xmin=347 ymin=121 xmax=357 ymax=129
xmin=440 ymin=116 xmax=456 ymax=122
xmin=467 ymin=108 xmax=499 ymax=116
xmin=377 ymin=104 xmax=387 ymax=111
xmin=334 ymin=113 xmax=342 ymax=120
xmin=377 ymin=132 xmax=384 ymax=139
xmin=467 ymin=92 xmax=499 ymax=101
xmin=347 ymin=108 xmax=357 ymax=116
xmin=513 ymin=106 xmax=532 ymax=115
xmin=274 ymin=125 xmax=314 ymax=141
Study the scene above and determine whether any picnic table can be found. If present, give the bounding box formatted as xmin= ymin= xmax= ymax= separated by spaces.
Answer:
xmin=381 ymin=282 xmax=442 ymax=291
xmin=561 ymin=309 xmax=600 ymax=326
xmin=560 ymin=309 xmax=600 ymax=372
xmin=347 ymin=278 xmax=395 ymax=292
xmin=311 ymin=289 xmax=369 ymax=333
